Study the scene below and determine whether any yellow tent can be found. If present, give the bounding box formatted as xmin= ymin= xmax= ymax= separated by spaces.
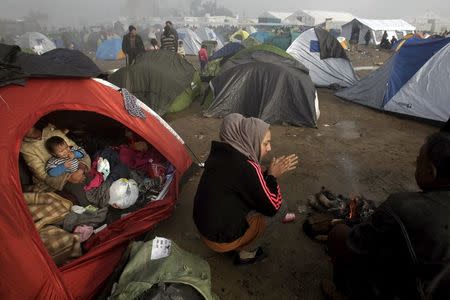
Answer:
xmin=230 ymin=29 xmax=250 ymax=42
xmin=336 ymin=37 xmax=349 ymax=50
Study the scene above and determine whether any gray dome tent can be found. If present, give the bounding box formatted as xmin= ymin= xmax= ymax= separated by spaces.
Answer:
xmin=204 ymin=49 xmax=319 ymax=127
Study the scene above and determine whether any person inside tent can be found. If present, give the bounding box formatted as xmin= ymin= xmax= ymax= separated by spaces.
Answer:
xmin=193 ymin=113 xmax=298 ymax=265
xmin=21 ymin=122 xmax=91 ymax=206
xmin=323 ymin=131 xmax=450 ymax=300
xmin=122 ymin=25 xmax=145 ymax=65
xmin=45 ymin=136 xmax=88 ymax=178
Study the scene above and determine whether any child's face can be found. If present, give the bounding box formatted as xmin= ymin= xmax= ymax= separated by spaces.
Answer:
xmin=52 ymin=142 xmax=71 ymax=158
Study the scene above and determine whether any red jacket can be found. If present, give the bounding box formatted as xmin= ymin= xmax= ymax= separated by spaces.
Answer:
xmin=198 ymin=48 xmax=208 ymax=62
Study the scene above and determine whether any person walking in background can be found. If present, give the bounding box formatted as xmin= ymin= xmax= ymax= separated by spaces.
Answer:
xmin=198 ymin=44 xmax=209 ymax=74
xmin=122 ymin=25 xmax=145 ymax=65
xmin=165 ymin=20 xmax=178 ymax=52
xmin=160 ymin=26 xmax=177 ymax=52
xmin=364 ymin=30 xmax=371 ymax=46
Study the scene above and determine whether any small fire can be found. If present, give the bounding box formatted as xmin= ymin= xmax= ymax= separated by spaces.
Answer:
xmin=348 ymin=198 xmax=358 ymax=220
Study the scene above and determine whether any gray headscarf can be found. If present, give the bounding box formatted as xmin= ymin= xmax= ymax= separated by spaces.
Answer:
xmin=219 ymin=113 xmax=270 ymax=162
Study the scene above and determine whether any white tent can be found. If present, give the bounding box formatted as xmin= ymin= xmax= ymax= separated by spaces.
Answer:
xmin=196 ymin=27 xmax=224 ymax=49
xmin=258 ymin=11 xmax=293 ymax=24
xmin=289 ymin=10 xmax=355 ymax=29
xmin=342 ymin=18 xmax=416 ymax=45
xmin=15 ymin=32 xmax=56 ymax=55
xmin=177 ymin=28 xmax=202 ymax=55
xmin=287 ymin=28 xmax=357 ymax=88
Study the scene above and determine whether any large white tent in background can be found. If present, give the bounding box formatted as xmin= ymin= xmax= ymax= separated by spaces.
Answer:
xmin=287 ymin=10 xmax=355 ymax=30
xmin=342 ymin=18 xmax=416 ymax=45
xmin=258 ymin=11 xmax=293 ymax=24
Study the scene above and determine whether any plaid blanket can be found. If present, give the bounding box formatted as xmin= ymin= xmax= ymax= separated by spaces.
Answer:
xmin=24 ymin=192 xmax=82 ymax=265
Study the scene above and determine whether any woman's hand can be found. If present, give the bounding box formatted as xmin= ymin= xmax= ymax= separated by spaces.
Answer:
xmin=267 ymin=154 xmax=299 ymax=178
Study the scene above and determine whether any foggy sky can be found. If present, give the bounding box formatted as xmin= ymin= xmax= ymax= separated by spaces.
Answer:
xmin=1 ymin=0 xmax=449 ymax=27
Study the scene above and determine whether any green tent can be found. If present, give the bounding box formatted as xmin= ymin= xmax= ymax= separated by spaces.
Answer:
xmin=109 ymin=50 xmax=201 ymax=115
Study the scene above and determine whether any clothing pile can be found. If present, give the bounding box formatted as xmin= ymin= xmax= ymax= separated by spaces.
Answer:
xmin=24 ymin=192 xmax=108 ymax=266
xmin=84 ymin=141 xmax=174 ymax=224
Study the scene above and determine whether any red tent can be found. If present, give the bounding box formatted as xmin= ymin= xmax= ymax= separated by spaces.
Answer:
xmin=0 ymin=78 xmax=192 ymax=299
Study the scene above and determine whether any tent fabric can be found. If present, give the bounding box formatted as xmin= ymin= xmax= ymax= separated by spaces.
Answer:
xmin=177 ymin=28 xmax=202 ymax=55
xmin=230 ymin=30 xmax=250 ymax=42
xmin=335 ymin=56 xmax=395 ymax=109
xmin=287 ymin=28 xmax=357 ymax=87
xmin=336 ymin=37 xmax=450 ymax=122
xmin=96 ymin=38 xmax=125 ymax=60
xmin=342 ymin=18 xmax=415 ymax=45
xmin=209 ymin=42 xmax=245 ymax=61
xmin=15 ymin=32 xmax=56 ymax=54
xmin=314 ymin=28 xmax=348 ymax=60
xmin=383 ymin=37 xmax=450 ymax=106
xmin=205 ymin=52 xmax=319 ymax=127
xmin=108 ymin=50 xmax=199 ymax=115
xmin=351 ymin=18 xmax=415 ymax=31
xmin=0 ymin=78 xmax=191 ymax=299
xmin=0 ymin=44 xmax=102 ymax=87
xmin=384 ymin=43 xmax=450 ymax=121
xmin=196 ymin=27 xmax=224 ymax=49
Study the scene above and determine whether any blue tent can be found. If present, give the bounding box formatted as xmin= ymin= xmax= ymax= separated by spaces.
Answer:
xmin=210 ymin=42 xmax=245 ymax=61
xmin=251 ymin=32 xmax=272 ymax=43
xmin=336 ymin=37 xmax=450 ymax=122
xmin=95 ymin=38 xmax=125 ymax=60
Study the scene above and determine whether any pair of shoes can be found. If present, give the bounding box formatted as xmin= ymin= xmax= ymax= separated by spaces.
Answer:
xmin=321 ymin=279 xmax=346 ymax=300
xmin=234 ymin=247 xmax=267 ymax=265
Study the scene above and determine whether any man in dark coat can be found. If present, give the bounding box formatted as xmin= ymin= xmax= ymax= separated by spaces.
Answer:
xmin=122 ymin=25 xmax=145 ymax=65
xmin=324 ymin=131 xmax=450 ymax=300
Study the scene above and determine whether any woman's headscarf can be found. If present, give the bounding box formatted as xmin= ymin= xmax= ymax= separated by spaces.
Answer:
xmin=219 ymin=113 xmax=270 ymax=162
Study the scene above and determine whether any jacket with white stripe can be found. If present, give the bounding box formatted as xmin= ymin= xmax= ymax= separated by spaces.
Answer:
xmin=193 ymin=141 xmax=282 ymax=243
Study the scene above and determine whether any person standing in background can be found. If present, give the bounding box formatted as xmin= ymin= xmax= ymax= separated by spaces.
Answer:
xmin=198 ymin=44 xmax=208 ymax=74
xmin=122 ymin=25 xmax=145 ymax=65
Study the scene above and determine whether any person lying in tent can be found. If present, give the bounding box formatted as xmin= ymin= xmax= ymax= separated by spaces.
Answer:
xmin=193 ymin=113 xmax=298 ymax=265
xmin=323 ymin=131 xmax=450 ymax=300
xmin=21 ymin=123 xmax=91 ymax=206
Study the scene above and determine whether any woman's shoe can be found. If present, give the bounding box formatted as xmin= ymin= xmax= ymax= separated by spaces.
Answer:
xmin=234 ymin=247 xmax=267 ymax=265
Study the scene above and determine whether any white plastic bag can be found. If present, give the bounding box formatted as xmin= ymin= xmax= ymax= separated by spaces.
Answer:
xmin=109 ymin=178 xmax=139 ymax=209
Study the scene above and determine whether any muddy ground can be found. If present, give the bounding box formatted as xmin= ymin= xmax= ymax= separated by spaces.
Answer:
xmin=95 ymin=46 xmax=438 ymax=299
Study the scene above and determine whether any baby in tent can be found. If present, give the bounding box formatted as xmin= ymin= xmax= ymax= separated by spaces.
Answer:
xmin=45 ymin=136 xmax=89 ymax=177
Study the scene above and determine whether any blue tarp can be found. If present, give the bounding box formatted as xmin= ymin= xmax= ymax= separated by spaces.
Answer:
xmin=96 ymin=38 xmax=123 ymax=60
xmin=210 ymin=42 xmax=245 ymax=61
xmin=383 ymin=37 xmax=450 ymax=105
xmin=310 ymin=40 xmax=320 ymax=52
